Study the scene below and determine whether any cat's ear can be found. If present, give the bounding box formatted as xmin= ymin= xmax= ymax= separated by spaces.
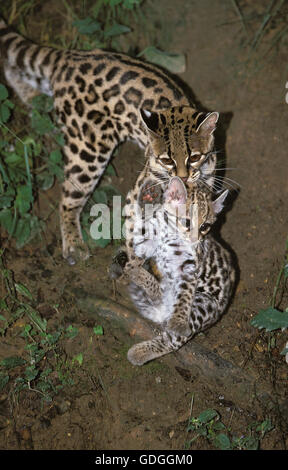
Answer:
xmin=196 ymin=112 xmax=219 ymax=136
xmin=212 ymin=189 xmax=229 ymax=214
xmin=140 ymin=108 xmax=160 ymax=136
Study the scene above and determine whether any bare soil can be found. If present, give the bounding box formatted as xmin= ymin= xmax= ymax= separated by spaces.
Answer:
xmin=0 ymin=0 xmax=288 ymax=450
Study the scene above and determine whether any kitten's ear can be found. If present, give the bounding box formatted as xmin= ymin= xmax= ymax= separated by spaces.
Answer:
xmin=140 ymin=108 xmax=160 ymax=136
xmin=165 ymin=176 xmax=187 ymax=205
xmin=196 ymin=112 xmax=219 ymax=136
xmin=212 ymin=189 xmax=229 ymax=214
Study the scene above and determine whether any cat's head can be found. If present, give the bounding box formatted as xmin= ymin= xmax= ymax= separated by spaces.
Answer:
xmin=163 ymin=177 xmax=228 ymax=241
xmin=140 ymin=106 xmax=218 ymax=187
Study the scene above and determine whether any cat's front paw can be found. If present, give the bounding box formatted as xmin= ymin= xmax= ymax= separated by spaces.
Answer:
xmin=127 ymin=343 xmax=153 ymax=366
xmin=64 ymin=242 xmax=90 ymax=266
xmin=109 ymin=249 xmax=128 ymax=280
xmin=167 ymin=317 xmax=191 ymax=337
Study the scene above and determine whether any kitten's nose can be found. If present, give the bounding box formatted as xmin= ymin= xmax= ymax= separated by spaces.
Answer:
xmin=180 ymin=176 xmax=188 ymax=183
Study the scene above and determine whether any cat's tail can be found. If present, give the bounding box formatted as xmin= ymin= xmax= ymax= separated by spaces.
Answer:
xmin=0 ymin=17 xmax=56 ymax=100
xmin=127 ymin=330 xmax=188 ymax=366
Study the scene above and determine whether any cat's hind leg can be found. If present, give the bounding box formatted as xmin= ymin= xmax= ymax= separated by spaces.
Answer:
xmin=127 ymin=331 xmax=187 ymax=366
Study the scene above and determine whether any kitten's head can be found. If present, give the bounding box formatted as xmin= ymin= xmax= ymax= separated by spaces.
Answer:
xmin=163 ymin=177 xmax=228 ymax=241
xmin=140 ymin=106 xmax=218 ymax=187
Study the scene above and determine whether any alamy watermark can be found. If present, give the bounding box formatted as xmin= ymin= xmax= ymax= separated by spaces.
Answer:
xmin=89 ymin=196 xmax=199 ymax=242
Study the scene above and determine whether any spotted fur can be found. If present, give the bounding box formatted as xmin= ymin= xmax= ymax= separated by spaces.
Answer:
xmin=0 ymin=18 xmax=219 ymax=264
xmin=111 ymin=177 xmax=235 ymax=365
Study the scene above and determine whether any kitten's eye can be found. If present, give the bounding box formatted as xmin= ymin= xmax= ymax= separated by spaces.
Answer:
xmin=190 ymin=152 xmax=201 ymax=163
xmin=159 ymin=157 xmax=175 ymax=167
xmin=200 ymin=222 xmax=211 ymax=233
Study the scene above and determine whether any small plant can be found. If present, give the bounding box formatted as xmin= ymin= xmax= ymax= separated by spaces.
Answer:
xmin=0 ymin=83 xmax=122 ymax=250
xmin=0 ymin=250 xmax=103 ymax=403
xmin=251 ymin=238 xmax=288 ymax=356
xmin=185 ymin=399 xmax=273 ymax=450
xmin=70 ymin=0 xmax=144 ymax=51
xmin=71 ymin=1 xmax=186 ymax=73
xmin=0 ymin=86 xmax=64 ymax=248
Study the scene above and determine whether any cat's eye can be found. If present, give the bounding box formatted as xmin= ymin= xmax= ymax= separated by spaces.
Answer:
xmin=190 ymin=152 xmax=201 ymax=163
xmin=200 ymin=222 xmax=211 ymax=233
xmin=159 ymin=157 xmax=175 ymax=168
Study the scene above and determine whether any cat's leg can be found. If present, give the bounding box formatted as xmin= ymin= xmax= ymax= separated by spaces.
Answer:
xmin=60 ymin=131 xmax=116 ymax=264
xmin=109 ymin=177 xmax=157 ymax=277
xmin=128 ymin=294 xmax=221 ymax=366
xmin=128 ymin=266 xmax=162 ymax=301
xmin=127 ymin=330 xmax=187 ymax=366
xmin=109 ymin=249 xmax=162 ymax=301
xmin=166 ymin=256 xmax=200 ymax=336
xmin=166 ymin=278 xmax=198 ymax=337
xmin=4 ymin=64 xmax=44 ymax=104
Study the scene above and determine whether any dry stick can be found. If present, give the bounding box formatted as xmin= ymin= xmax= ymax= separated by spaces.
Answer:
xmin=75 ymin=290 xmax=275 ymax=410
xmin=231 ymin=0 xmax=248 ymax=36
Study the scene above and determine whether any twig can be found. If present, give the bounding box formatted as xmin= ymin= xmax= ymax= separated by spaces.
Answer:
xmin=231 ymin=0 xmax=248 ymax=35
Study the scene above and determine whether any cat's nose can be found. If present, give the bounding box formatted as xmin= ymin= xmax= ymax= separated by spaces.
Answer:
xmin=180 ymin=176 xmax=188 ymax=183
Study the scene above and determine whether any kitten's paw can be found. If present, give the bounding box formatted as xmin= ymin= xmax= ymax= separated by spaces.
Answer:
xmin=139 ymin=180 xmax=163 ymax=208
xmin=167 ymin=317 xmax=191 ymax=337
xmin=64 ymin=242 xmax=90 ymax=266
xmin=127 ymin=343 xmax=152 ymax=366
xmin=109 ymin=249 xmax=128 ymax=280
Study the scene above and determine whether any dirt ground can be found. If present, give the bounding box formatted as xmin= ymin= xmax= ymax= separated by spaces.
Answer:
xmin=0 ymin=0 xmax=288 ymax=451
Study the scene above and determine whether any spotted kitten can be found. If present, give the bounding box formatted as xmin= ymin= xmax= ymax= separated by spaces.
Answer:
xmin=111 ymin=177 xmax=235 ymax=365
xmin=0 ymin=18 xmax=219 ymax=264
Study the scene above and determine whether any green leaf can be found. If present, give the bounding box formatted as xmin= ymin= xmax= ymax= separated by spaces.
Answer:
xmin=44 ymin=331 xmax=62 ymax=345
xmin=91 ymin=189 xmax=108 ymax=204
xmin=104 ymin=23 xmax=131 ymax=38
xmin=284 ymin=264 xmax=288 ymax=280
xmin=107 ymin=0 xmax=122 ymax=6
xmin=48 ymin=160 xmax=64 ymax=181
xmin=15 ymin=217 xmax=31 ymax=248
xmin=4 ymin=152 xmax=23 ymax=165
xmin=31 ymin=94 xmax=54 ymax=113
xmin=138 ymin=47 xmax=186 ymax=74
xmin=25 ymin=365 xmax=39 ymax=382
xmin=73 ymin=17 xmax=101 ymax=35
xmin=0 ymin=208 xmax=14 ymax=234
xmin=0 ymin=356 xmax=26 ymax=369
xmin=0 ymin=373 xmax=9 ymax=390
xmin=15 ymin=282 xmax=33 ymax=300
xmin=53 ymin=131 xmax=66 ymax=147
xmin=251 ymin=307 xmax=288 ymax=331
xmin=72 ymin=352 xmax=83 ymax=366
xmin=213 ymin=433 xmax=231 ymax=450
xmin=198 ymin=408 xmax=219 ymax=424
xmin=256 ymin=419 xmax=273 ymax=435
xmin=49 ymin=149 xmax=63 ymax=164
xmin=0 ymin=103 xmax=11 ymax=123
xmin=0 ymin=192 xmax=14 ymax=209
xmin=94 ymin=237 xmax=111 ymax=248
xmin=0 ymin=84 xmax=8 ymax=101
xmin=65 ymin=325 xmax=79 ymax=339
xmin=123 ymin=0 xmax=143 ymax=8
xmin=93 ymin=325 xmax=104 ymax=335
xmin=105 ymin=164 xmax=116 ymax=176
xmin=36 ymin=171 xmax=55 ymax=191
xmin=15 ymin=185 xmax=33 ymax=215
xmin=26 ymin=308 xmax=47 ymax=333
xmin=31 ymin=109 xmax=54 ymax=135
